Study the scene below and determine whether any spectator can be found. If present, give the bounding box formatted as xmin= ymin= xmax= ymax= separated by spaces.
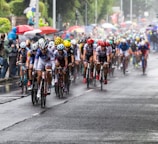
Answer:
xmin=0 ymin=34 xmax=12 ymax=79
xmin=8 ymin=40 xmax=18 ymax=78
xmin=150 ymin=31 xmax=158 ymax=52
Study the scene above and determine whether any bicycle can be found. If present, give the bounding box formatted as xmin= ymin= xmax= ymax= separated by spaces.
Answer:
xmin=93 ymin=63 xmax=97 ymax=87
xmin=55 ymin=67 xmax=64 ymax=99
xmin=31 ymin=70 xmax=38 ymax=105
xmin=141 ymin=55 xmax=147 ymax=75
xmin=40 ymin=69 xmax=52 ymax=108
xmin=99 ymin=62 xmax=108 ymax=91
xmin=86 ymin=61 xmax=91 ymax=89
xmin=18 ymin=62 xmax=28 ymax=95
xmin=122 ymin=52 xmax=126 ymax=75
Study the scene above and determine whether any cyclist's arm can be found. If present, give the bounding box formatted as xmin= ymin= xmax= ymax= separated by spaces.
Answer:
xmin=33 ymin=49 xmax=40 ymax=70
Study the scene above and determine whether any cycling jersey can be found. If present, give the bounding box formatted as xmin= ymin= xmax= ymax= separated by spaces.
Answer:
xmin=96 ymin=46 xmax=107 ymax=62
xmin=54 ymin=50 xmax=67 ymax=67
xmin=34 ymin=48 xmax=52 ymax=70
xmin=138 ymin=45 xmax=149 ymax=55
xmin=19 ymin=49 xmax=27 ymax=63
xmin=66 ymin=47 xmax=74 ymax=64
xmin=118 ymin=43 xmax=129 ymax=51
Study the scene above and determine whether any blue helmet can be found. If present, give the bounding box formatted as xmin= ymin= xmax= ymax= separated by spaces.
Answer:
xmin=57 ymin=44 xmax=65 ymax=50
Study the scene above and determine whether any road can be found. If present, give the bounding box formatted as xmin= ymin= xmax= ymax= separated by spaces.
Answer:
xmin=0 ymin=53 xmax=158 ymax=143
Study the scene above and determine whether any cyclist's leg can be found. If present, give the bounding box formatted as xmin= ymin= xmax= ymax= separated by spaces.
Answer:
xmin=83 ymin=57 xmax=88 ymax=83
xmin=36 ymin=58 xmax=44 ymax=97
xmin=90 ymin=56 xmax=94 ymax=78
xmin=45 ymin=62 xmax=52 ymax=94
xmin=28 ymin=64 xmax=33 ymax=90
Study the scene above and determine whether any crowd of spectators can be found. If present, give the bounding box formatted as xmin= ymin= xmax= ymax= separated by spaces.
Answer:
xmin=0 ymin=33 xmax=21 ymax=79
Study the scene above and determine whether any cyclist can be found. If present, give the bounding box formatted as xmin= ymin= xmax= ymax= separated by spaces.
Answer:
xmin=63 ymin=40 xmax=75 ymax=81
xmin=27 ymin=42 xmax=38 ymax=90
xmin=71 ymin=39 xmax=80 ymax=79
xmin=95 ymin=41 xmax=109 ymax=84
xmin=83 ymin=38 xmax=95 ymax=83
xmin=16 ymin=41 xmax=28 ymax=87
xmin=54 ymin=44 xmax=68 ymax=91
xmin=48 ymin=41 xmax=56 ymax=86
xmin=118 ymin=39 xmax=130 ymax=71
xmin=33 ymin=38 xmax=52 ymax=98
xmin=138 ymin=41 xmax=149 ymax=65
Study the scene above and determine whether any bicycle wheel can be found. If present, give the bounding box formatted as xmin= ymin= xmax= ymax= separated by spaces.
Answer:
xmin=31 ymin=89 xmax=38 ymax=105
xmin=58 ymin=85 xmax=64 ymax=98
xmin=142 ymin=57 xmax=146 ymax=75
xmin=41 ymin=80 xmax=46 ymax=108
xmin=100 ymin=70 xmax=103 ymax=91
xmin=55 ymin=83 xmax=59 ymax=97
xmin=122 ymin=58 xmax=126 ymax=75
xmin=93 ymin=66 xmax=96 ymax=87
xmin=86 ymin=69 xmax=90 ymax=89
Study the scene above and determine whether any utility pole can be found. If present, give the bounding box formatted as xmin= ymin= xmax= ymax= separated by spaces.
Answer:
xmin=120 ymin=0 xmax=123 ymax=16
xmin=85 ymin=1 xmax=88 ymax=26
xmin=95 ymin=0 xmax=97 ymax=24
xmin=130 ymin=0 xmax=133 ymax=22
xmin=35 ymin=0 xmax=39 ymax=28
xmin=53 ymin=0 xmax=56 ymax=28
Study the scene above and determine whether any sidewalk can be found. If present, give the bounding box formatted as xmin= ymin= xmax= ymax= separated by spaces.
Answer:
xmin=0 ymin=70 xmax=19 ymax=83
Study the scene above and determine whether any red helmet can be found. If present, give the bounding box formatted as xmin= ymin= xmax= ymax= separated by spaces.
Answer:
xmin=98 ymin=40 xmax=105 ymax=47
xmin=87 ymin=38 xmax=94 ymax=44
xmin=105 ymin=40 xmax=111 ymax=46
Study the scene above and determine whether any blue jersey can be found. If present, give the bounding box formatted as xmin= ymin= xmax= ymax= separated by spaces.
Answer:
xmin=119 ymin=43 xmax=129 ymax=51
xmin=35 ymin=48 xmax=51 ymax=62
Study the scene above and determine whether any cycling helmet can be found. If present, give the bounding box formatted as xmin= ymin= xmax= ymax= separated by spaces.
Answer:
xmin=63 ymin=40 xmax=71 ymax=48
xmin=54 ymin=36 xmax=62 ymax=46
xmin=57 ymin=44 xmax=65 ymax=50
xmin=38 ymin=38 xmax=45 ymax=48
xmin=78 ymin=39 xmax=82 ymax=44
xmin=20 ymin=41 xmax=26 ymax=48
xmin=31 ymin=42 xmax=38 ymax=51
xmin=48 ymin=41 xmax=55 ymax=48
xmin=87 ymin=38 xmax=94 ymax=44
xmin=121 ymin=39 xmax=126 ymax=43
xmin=71 ymin=39 xmax=77 ymax=45
xmin=140 ymin=41 xmax=145 ymax=46
xmin=98 ymin=41 xmax=105 ymax=47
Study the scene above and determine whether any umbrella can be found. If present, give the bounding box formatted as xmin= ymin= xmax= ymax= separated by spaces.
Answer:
xmin=67 ymin=25 xmax=85 ymax=33
xmin=16 ymin=25 xmax=34 ymax=34
xmin=40 ymin=26 xmax=58 ymax=34
xmin=24 ymin=29 xmax=42 ymax=37
xmin=101 ymin=23 xmax=118 ymax=30
xmin=23 ymin=7 xmax=32 ymax=14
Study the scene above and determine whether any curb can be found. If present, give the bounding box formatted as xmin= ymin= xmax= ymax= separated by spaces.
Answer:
xmin=0 ymin=76 xmax=20 ymax=83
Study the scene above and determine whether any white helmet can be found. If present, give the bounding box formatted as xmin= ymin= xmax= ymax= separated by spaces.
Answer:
xmin=20 ymin=41 xmax=26 ymax=48
xmin=31 ymin=42 xmax=38 ymax=51
xmin=122 ymin=39 xmax=126 ymax=43
xmin=71 ymin=39 xmax=77 ymax=45
xmin=140 ymin=41 xmax=145 ymax=46
xmin=48 ymin=41 xmax=54 ymax=48
xmin=38 ymin=38 xmax=45 ymax=49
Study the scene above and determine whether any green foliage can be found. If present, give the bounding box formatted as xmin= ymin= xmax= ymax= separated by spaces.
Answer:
xmin=9 ymin=0 xmax=25 ymax=16
xmin=0 ymin=18 xmax=11 ymax=33
xmin=0 ymin=0 xmax=11 ymax=17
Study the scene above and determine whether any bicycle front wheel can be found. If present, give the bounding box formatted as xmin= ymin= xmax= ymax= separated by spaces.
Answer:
xmin=41 ymin=80 xmax=46 ymax=108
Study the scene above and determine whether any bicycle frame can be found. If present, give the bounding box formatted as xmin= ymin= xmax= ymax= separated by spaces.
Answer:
xmin=86 ymin=62 xmax=91 ymax=88
xmin=142 ymin=55 xmax=146 ymax=75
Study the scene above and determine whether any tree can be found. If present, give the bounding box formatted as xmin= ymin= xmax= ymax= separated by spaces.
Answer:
xmin=0 ymin=0 xmax=11 ymax=17
xmin=0 ymin=18 xmax=11 ymax=33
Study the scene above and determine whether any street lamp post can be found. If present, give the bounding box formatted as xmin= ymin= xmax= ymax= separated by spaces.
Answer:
xmin=95 ymin=0 xmax=97 ymax=24
xmin=130 ymin=0 xmax=133 ymax=22
xmin=53 ymin=0 xmax=56 ymax=28
xmin=85 ymin=1 xmax=88 ymax=26
xmin=35 ymin=0 xmax=39 ymax=28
